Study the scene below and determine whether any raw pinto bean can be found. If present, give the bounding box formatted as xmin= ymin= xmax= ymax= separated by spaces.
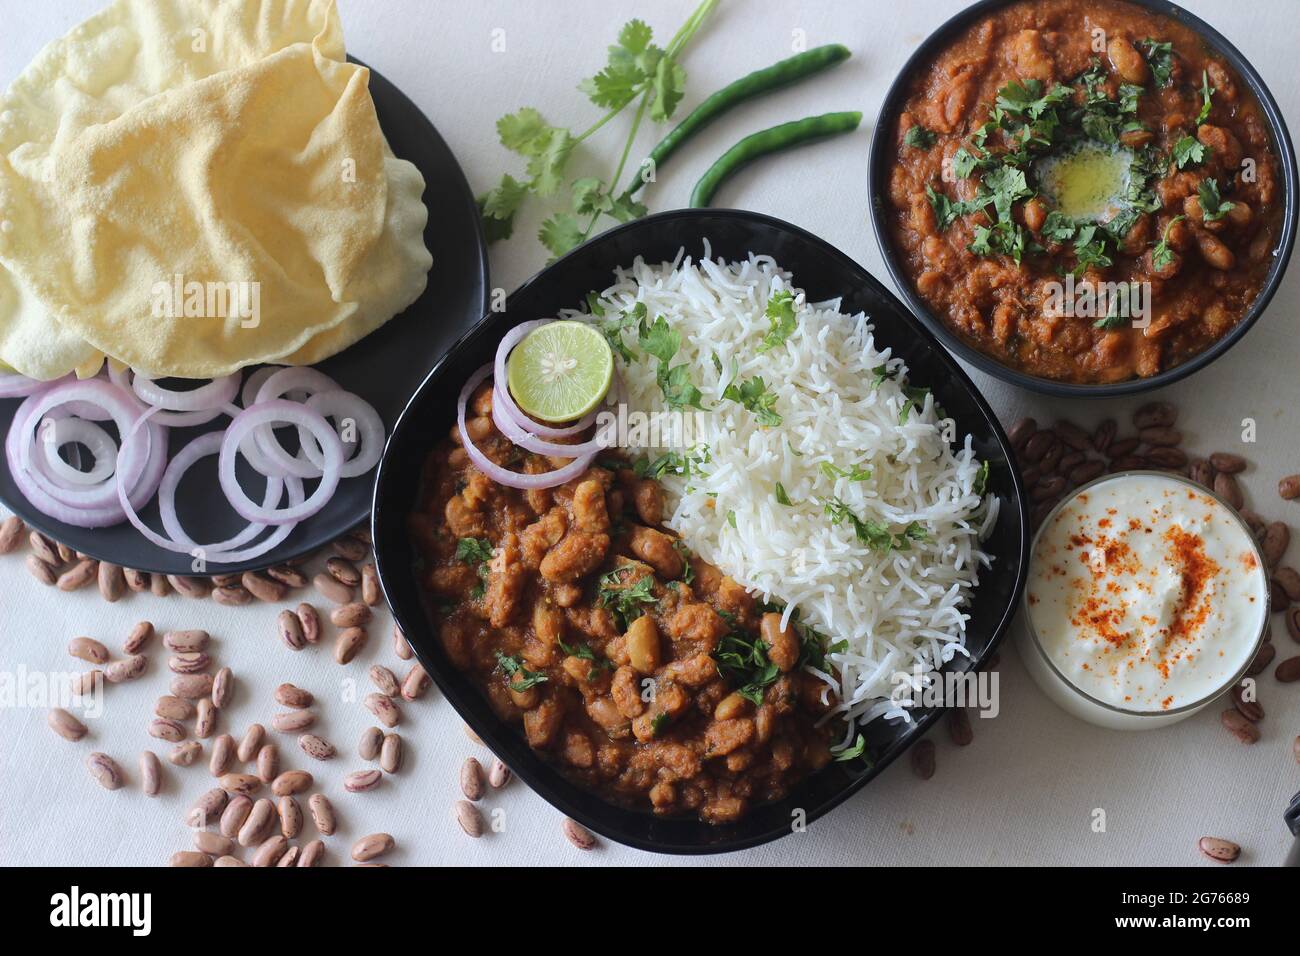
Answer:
xmin=97 ymin=562 xmax=126 ymax=602
xmin=219 ymin=772 xmax=262 ymax=796
xmin=1188 ymin=459 xmax=1215 ymax=489
xmin=1007 ymin=417 xmax=1037 ymax=451
xmin=1053 ymin=420 xmax=1091 ymax=451
xmin=107 ymin=655 xmax=149 ymax=684
xmin=333 ymin=534 xmax=369 ymax=562
xmin=298 ymin=840 xmax=325 ymax=867
xmin=0 ymin=515 xmax=25 ymax=553
xmin=242 ymin=571 xmax=287 ymax=602
xmin=1146 ymin=446 xmax=1188 ymax=469
xmin=57 ymin=559 xmax=98 ymax=591
xmin=1279 ymin=475 xmax=1300 ymax=500
xmin=1069 ymin=460 xmax=1106 ymax=485
xmin=271 ymin=770 xmax=313 ymax=796
xmin=1220 ymin=709 xmax=1260 ymax=743
xmin=48 ymin=708 xmax=88 ymax=742
xmin=561 ymin=817 xmax=596 ymax=850
xmin=1105 ymin=436 xmax=1141 ymax=460
xmin=299 ymin=734 xmax=336 ymax=761
xmin=380 ymin=733 xmax=403 ymax=774
xmin=252 ymin=835 xmax=289 ymax=867
xmin=150 ymin=574 xmax=172 ymax=597
xmin=29 ymin=531 xmax=60 ymax=564
xmin=272 ymin=710 xmax=316 ymax=733
xmin=400 ymin=663 xmax=431 ymax=701
xmin=212 ymin=667 xmax=234 ymax=708
xmin=326 ymin=556 xmax=362 ymax=587
xmin=213 ymin=585 xmax=252 ymax=606
xmin=1213 ymin=473 xmax=1243 ymax=510
xmin=370 ymin=665 xmax=400 ymax=697
xmin=169 ymin=851 xmax=212 ymax=868
xmin=86 ymin=752 xmax=124 ymax=790
xmin=947 ymin=708 xmax=973 ymax=746
xmin=313 ymin=573 xmax=354 ymax=604
xmin=210 ymin=734 xmax=236 ymax=776
xmin=364 ymin=693 xmax=401 ymax=728
xmin=155 ymin=696 xmax=193 ymax=720
xmin=334 ymin=626 xmax=368 ymax=664
xmin=1231 ymin=682 xmax=1263 ymax=722
xmin=27 ymin=555 xmax=58 ymax=586
xmin=194 ymin=699 xmax=217 ymax=739
xmin=359 ymin=726 xmax=384 ymax=760
xmin=489 ymin=758 xmax=512 ymax=789
xmin=168 ymin=652 xmax=210 ymax=674
xmin=1133 ymin=402 xmax=1177 ymax=430
xmin=361 ymin=564 xmax=381 ymax=606
xmin=124 ymin=569 xmax=150 ymax=592
xmin=1198 ymin=837 xmax=1241 ymax=864
xmin=257 ymin=744 xmax=280 ymax=785
xmin=910 ymin=738 xmax=936 ymax=780
xmin=279 ymin=796 xmax=304 ymax=839
xmin=1021 ymin=430 xmax=1057 ymax=465
xmin=308 ymin=794 xmax=336 ymax=835
xmin=1091 ymin=419 xmax=1117 ymax=454
xmin=460 ymin=757 xmax=486 ymax=801
xmin=169 ymin=673 xmax=212 ymax=698
xmin=1262 ymin=523 xmax=1290 ymax=567
xmin=345 ymin=769 xmax=383 ymax=793
xmin=188 ymin=788 xmax=229 ymax=827
xmin=296 ymin=603 xmax=322 ymax=644
xmin=69 ymin=637 xmax=110 ymax=665
xmin=237 ymin=799 xmax=275 ymax=847
xmin=168 ymin=575 xmax=211 ymax=598
xmin=393 ymin=624 xmax=413 ymax=660
xmin=277 ymin=609 xmax=306 ymax=651
xmin=163 ymin=629 xmax=209 ymax=652
xmin=331 ymin=602 xmax=373 ymax=627
xmin=455 ymin=800 xmax=484 ymax=837
xmin=1210 ymin=452 xmax=1247 ymax=474
xmin=352 ymin=833 xmax=395 ymax=862
xmin=1285 ymin=607 xmax=1300 ymax=644
xmin=1246 ymin=642 xmax=1275 ymax=676
xmin=168 ymin=741 xmax=202 ymax=766
xmin=237 ymin=724 xmax=265 ymax=763
xmin=275 ymin=683 xmax=314 ymax=708
xmin=123 ymin=621 xmax=155 ymax=655
xmin=266 ymin=564 xmax=309 ymax=588
xmin=140 ymin=751 xmax=162 ymax=796
xmin=193 ymin=831 xmax=234 ymax=858
xmin=1275 ymin=567 xmax=1300 ymax=602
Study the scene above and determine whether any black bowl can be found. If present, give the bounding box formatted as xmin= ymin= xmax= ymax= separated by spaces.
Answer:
xmin=372 ymin=208 xmax=1030 ymax=854
xmin=867 ymin=0 xmax=1299 ymax=398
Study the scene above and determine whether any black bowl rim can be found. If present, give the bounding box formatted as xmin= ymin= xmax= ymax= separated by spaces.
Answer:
xmin=371 ymin=206 xmax=1031 ymax=854
xmin=867 ymin=0 xmax=1300 ymax=397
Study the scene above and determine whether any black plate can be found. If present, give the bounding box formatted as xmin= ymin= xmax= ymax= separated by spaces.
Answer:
xmin=0 ymin=60 xmax=488 ymax=573
xmin=372 ymin=208 xmax=1030 ymax=854
xmin=867 ymin=0 xmax=1298 ymax=397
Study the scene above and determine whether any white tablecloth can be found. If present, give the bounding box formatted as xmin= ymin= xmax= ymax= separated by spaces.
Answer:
xmin=2 ymin=0 xmax=1298 ymax=867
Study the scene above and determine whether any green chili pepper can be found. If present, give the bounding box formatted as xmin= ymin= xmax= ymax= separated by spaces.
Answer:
xmin=688 ymin=111 xmax=863 ymax=208
xmin=620 ymin=44 xmax=852 ymax=201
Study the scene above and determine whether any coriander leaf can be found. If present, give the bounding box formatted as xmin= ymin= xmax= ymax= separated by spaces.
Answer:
xmin=477 ymin=174 xmax=529 ymax=244
xmin=952 ymin=147 xmax=982 ymax=179
xmin=618 ymin=19 xmax=653 ymax=55
xmin=650 ymin=712 xmax=671 ymax=736
xmin=597 ymin=564 xmax=658 ymax=629
xmin=726 ymin=510 xmax=737 ymax=529
xmin=833 ymin=734 xmax=868 ymax=762
xmin=904 ymin=126 xmax=937 ymax=149
xmin=649 ymin=55 xmax=687 ymax=122
xmin=1141 ymin=39 xmax=1174 ymax=87
xmin=579 ymin=60 xmax=645 ymax=109
xmin=1196 ymin=69 xmax=1215 ymax=125
xmin=870 ymin=364 xmax=899 ymax=389
xmin=820 ymin=461 xmax=872 ymax=482
xmin=571 ymin=177 xmax=613 ymax=216
xmin=1172 ymin=135 xmax=1207 ymax=169
xmin=973 ymin=459 xmax=991 ymax=496
xmin=658 ymin=363 xmax=706 ymax=410
xmin=757 ymin=289 xmax=798 ymax=353
xmin=774 ymin=482 xmax=794 ymax=506
xmin=1040 ymin=211 xmax=1077 ymax=243
xmin=926 ymin=184 xmax=964 ymax=231
xmin=1151 ymin=214 xmax=1185 ymax=270
xmin=497 ymin=108 xmax=553 ymax=156
xmin=1197 ymin=178 xmax=1234 ymax=222
xmin=637 ymin=313 xmax=680 ymax=365
xmin=898 ymin=384 xmax=930 ymax=424
xmin=456 ymin=537 xmax=494 ymax=565
xmin=538 ymin=212 xmax=586 ymax=258
xmin=606 ymin=193 xmax=648 ymax=223
xmin=494 ymin=652 xmax=548 ymax=692
xmin=1094 ymin=311 xmax=1129 ymax=330
xmin=722 ymin=375 xmax=781 ymax=427
xmin=525 ymin=127 xmax=575 ymax=196
xmin=1072 ymin=224 xmax=1114 ymax=274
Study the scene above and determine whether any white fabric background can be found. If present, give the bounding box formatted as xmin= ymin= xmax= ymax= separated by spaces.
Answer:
xmin=2 ymin=0 xmax=1298 ymax=867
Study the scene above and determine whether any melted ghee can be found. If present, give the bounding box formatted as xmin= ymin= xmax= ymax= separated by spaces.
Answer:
xmin=1036 ymin=142 xmax=1132 ymax=221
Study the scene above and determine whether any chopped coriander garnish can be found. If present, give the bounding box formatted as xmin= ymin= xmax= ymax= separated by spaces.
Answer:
xmin=1172 ymin=135 xmax=1207 ymax=170
xmin=456 ymin=537 xmax=494 ymax=599
xmin=870 ymin=364 xmax=899 ymax=389
xmin=774 ymin=482 xmax=794 ymax=506
xmin=1197 ymin=178 xmax=1234 ymax=222
xmin=726 ymin=510 xmax=737 ymax=529
xmin=650 ymin=712 xmax=670 ymax=736
xmin=757 ymin=290 xmax=798 ymax=353
xmin=1151 ymin=214 xmax=1186 ymax=270
xmin=673 ymin=539 xmax=695 ymax=584
xmin=557 ymin=640 xmax=614 ymax=681
xmin=903 ymin=125 xmax=936 ymax=149
xmin=1072 ymin=224 xmax=1114 ymax=275
xmin=1140 ymin=39 xmax=1175 ymax=87
xmin=820 ymin=461 xmax=872 ymax=482
xmin=1196 ymin=69 xmax=1215 ymax=125
xmin=973 ymin=459 xmax=991 ymax=497
xmin=637 ymin=312 xmax=706 ymax=411
xmin=833 ymin=734 xmax=868 ymax=762
xmin=596 ymin=564 xmax=658 ymax=629
xmin=722 ymin=375 xmax=781 ymax=426
xmin=898 ymin=385 xmax=931 ymax=425
xmin=1093 ymin=309 xmax=1129 ymax=331
xmin=925 ymin=184 xmax=964 ymax=231
xmin=713 ymin=630 xmax=779 ymax=705
xmin=494 ymin=652 xmax=548 ymax=692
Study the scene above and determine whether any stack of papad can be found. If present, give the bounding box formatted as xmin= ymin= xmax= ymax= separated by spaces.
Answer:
xmin=0 ymin=0 xmax=431 ymax=380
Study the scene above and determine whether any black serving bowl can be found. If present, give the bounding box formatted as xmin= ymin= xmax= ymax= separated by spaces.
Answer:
xmin=867 ymin=0 xmax=1298 ymax=398
xmin=372 ymin=208 xmax=1030 ymax=854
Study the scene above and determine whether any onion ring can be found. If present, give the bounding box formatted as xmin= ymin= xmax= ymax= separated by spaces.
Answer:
xmin=458 ymin=364 xmax=594 ymax=489
xmin=132 ymin=372 xmax=240 ymax=411
xmin=220 ymin=401 xmax=343 ymax=524
xmin=39 ymin=416 xmax=118 ymax=486
xmin=297 ymin=390 xmax=381 ymax=478
xmin=251 ymin=368 xmax=343 ymax=478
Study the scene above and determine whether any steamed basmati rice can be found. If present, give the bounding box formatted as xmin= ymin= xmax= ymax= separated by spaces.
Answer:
xmin=565 ymin=245 xmax=996 ymax=746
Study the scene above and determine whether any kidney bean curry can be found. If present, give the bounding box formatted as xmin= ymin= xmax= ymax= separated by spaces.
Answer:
xmin=409 ymin=378 xmax=837 ymax=824
xmin=885 ymin=0 xmax=1284 ymax=384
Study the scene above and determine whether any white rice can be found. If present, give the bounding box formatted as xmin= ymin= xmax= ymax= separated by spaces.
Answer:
xmin=563 ymin=246 xmax=996 ymax=746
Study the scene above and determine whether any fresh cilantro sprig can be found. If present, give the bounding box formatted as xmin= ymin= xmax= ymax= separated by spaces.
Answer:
xmin=722 ymin=375 xmax=781 ymax=426
xmin=557 ymin=640 xmax=614 ymax=682
xmin=1141 ymin=39 xmax=1175 ymax=87
xmin=1151 ymin=214 xmax=1186 ymax=270
xmin=824 ymin=499 xmax=929 ymax=552
xmin=638 ymin=313 xmax=706 ymax=410
xmin=757 ymin=290 xmax=798 ymax=353
xmin=904 ymin=125 xmax=936 ymax=149
xmin=1172 ymin=135 xmax=1207 ymax=170
xmin=478 ymin=2 xmax=716 ymax=257
xmin=494 ymin=652 xmax=548 ymax=692
xmin=1198 ymin=178 xmax=1235 ymax=222
xmin=1196 ymin=69 xmax=1216 ymax=125
xmin=456 ymin=537 xmax=494 ymax=600
xmin=597 ymin=564 xmax=658 ymax=630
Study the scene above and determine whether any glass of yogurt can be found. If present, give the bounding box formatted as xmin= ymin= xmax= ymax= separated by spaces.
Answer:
xmin=1017 ymin=471 xmax=1269 ymax=730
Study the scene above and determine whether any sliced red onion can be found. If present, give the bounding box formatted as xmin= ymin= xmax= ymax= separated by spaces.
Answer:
xmin=132 ymin=372 xmax=240 ymax=411
xmin=240 ymin=366 xmax=283 ymax=409
xmin=458 ymin=364 xmax=594 ymax=490
xmin=220 ymin=401 xmax=343 ymax=524
xmin=157 ymin=430 xmax=305 ymax=561
xmin=8 ymin=391 xmax=168 ymax=527
xmin=251 ymin=368 xmax=343 ymax=478
xmin=39 ymin=416 xmax=117 ymax=486
xmin=492 ymin=321 xmax=598 ymax=438
xmin=0 ymin=371 xmax=65 ymax=399
xmin=297 ymin=390 xmax=381 ymax=478
xmin=15 ymin=379 xmax=154 ymax=510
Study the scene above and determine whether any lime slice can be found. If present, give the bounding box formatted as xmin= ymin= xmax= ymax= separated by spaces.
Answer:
xmin=506 ymin=321 xmax=614 ymax=423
